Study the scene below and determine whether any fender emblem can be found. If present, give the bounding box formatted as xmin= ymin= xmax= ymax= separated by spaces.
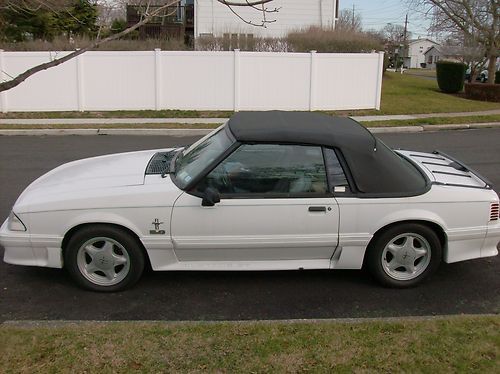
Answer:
xmin=150 ymin=218 xmax=165 ymax=235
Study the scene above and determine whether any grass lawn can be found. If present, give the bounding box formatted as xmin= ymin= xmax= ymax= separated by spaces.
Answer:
xmin=1 ymin=315 xmax=499 ymax=373
xmin=0 ymin=110 xmax=234 ymax=120
xmin=405 ymin=69 xmax=437 ymax=78
xmin=334 ymin=73 xmax=500 ymax=116
xmin=0 ymin=73 xmax=498 ymax=119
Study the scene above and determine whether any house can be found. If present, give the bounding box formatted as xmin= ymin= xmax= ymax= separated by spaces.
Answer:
xmin=127 ymin=0 xmax=339 ymax=44
xmin=424 ymin=45 xmax=464 ymax=69
xmin=127 ymin=2 xmax=194 ymax=41
xmin=407 ymin=38 xmax=438 ymax=68
xmin=195 ymin=0 xmax=339 ymax=38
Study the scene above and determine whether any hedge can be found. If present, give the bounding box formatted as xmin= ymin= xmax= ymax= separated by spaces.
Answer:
xmin=436 ymin=61 xmax=466 ymax=93
xmin=465 ymin=83 xmax=500 ymax=102
xmin=495 ymin=71 xmax=500 ymax=84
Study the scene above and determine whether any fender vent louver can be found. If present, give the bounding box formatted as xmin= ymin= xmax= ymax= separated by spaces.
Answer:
xmin=145 ymin=151 xmax=176 ymax=175
xmin=490 ymin=203 xmax=499 ymax=221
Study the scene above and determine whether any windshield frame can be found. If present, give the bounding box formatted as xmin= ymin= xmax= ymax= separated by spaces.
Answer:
xmin=170 ymin=123 xmax=237 ymax=191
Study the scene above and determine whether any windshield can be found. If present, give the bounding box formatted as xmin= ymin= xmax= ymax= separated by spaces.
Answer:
xmin=172 ymin=125 xmax=233 ymax=189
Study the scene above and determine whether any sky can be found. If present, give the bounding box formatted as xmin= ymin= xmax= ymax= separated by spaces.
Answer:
xmin=340 ymin=0 xmax=433 ymax=38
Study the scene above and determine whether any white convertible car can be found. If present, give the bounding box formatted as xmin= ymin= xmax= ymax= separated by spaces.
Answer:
xmin=1 ymin=112 xmax=499 ymax=291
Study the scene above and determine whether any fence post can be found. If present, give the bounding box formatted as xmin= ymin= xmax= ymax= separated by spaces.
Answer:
xmin=154 ymin=48 xmax=162 ymax=111
xmin=309 ymin=50 xmax=317 ymax=111
xmin=375 ymin=51 xmax=384 ymax=110
xmin=0 ymin=50 xmax=7 ymax=113
xmin=76 ymin=50 xmax=85 ymax=112
xmin=234 ymin=49 xmax=240 ymax=112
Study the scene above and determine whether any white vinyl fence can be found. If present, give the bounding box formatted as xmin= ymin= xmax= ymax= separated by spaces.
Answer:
xmin=0 ymin=50 xmax=384 ymax=113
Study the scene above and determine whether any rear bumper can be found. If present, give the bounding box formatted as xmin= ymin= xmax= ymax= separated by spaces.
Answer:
xmin=482 ymin=223 xmax=500 ymax=258
xmin=445 ymin=223 xmax=499 ymax=263
xmin=0 ymin=219 xmax=63 ymax=268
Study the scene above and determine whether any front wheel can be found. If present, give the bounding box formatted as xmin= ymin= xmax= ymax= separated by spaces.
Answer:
xmin=64 ymin=225 xmax=145 ymax=292
xmin=366 ymin=223 xmax=442 ymax=288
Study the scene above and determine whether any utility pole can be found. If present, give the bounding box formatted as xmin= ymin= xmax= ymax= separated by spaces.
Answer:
xmin=352 ymin=4 xmax=355 ymax=29
xmin=401 ymin=13 xmax=408 ymax=73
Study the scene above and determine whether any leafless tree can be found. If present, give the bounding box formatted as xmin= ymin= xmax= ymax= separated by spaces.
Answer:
xmin=336 ymin=9 xmax=363 ymax=32
xmin=381 ymin=23 xmax=409 ymax=46
xmin=410 ymin=0 xmax=499 ymax=83
xmin=0 ymin=0 xmax=279 ymax=92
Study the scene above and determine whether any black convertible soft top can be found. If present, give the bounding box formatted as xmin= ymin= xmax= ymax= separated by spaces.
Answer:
xmin=227 ymin=111 xmax=428 ymax=196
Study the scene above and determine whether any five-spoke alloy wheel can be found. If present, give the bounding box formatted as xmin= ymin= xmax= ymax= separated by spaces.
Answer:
xmin=65 ymin=225 xmax=145 ymax=292
xmin=366 ymin=223 xmax=442 ymax=288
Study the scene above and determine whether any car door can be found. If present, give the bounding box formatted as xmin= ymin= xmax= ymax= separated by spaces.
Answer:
xmin=170 ymin=143 xmax=342 ymax=262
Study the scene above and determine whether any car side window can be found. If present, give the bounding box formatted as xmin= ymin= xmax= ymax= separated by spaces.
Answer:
xmin=195 ymin=144 xmax=328 ymax=197
xmin=323 ymin=148 xmax=350 ymax=193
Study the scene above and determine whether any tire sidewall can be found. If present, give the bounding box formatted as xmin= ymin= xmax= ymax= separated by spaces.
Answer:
xmin=367 ymin=223 xmax=442 ymax=288
xmin=64 ymin=225 xmax=145 ymax=292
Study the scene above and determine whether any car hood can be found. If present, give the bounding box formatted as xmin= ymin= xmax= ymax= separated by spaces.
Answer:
xmin=14 ymin=149 xmax=177 ymax=213
xmin=28 ymin=149 xmax=163 ymax=190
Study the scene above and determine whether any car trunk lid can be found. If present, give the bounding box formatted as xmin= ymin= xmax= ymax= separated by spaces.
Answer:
xmin=396 ymin=150 xmax=492 ymax=189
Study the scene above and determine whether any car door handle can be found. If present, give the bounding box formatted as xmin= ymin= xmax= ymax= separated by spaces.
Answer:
xmin=308 ymin=206 xmax=326 ymax=212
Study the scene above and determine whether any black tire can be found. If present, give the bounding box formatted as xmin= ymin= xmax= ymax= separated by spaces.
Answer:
xmin=64 ymin=225 xmax=145 ymax=292
xmin=366 ymin=223 xmax=442 ymax=288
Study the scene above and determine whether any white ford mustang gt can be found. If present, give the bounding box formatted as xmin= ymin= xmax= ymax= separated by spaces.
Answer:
xmin=1 ymin=112 xmax=499 ymax=291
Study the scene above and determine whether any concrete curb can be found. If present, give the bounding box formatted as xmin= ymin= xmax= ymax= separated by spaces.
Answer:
xmin=1 ymin=314 xmax=497 ymax=327
xmin=370 ymin=122 xmax=500 ymax=134
xmin=0 ymin=118 xmax=227 ymax=125
xmin=0 ymin=128 xmax=215 ymax=136
xmin=353 ymin=109 xmax=500 ymax=122
xmin=0 ymin=122 xmax=499 ymax=136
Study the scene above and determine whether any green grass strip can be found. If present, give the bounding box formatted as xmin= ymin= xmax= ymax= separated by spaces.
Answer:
xmin=1 ymin=315 xmax=499 ymax=373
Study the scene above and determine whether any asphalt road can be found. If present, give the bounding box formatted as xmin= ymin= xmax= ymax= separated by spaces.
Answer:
xmin=0 ymin=129 xmax=499 ymax=321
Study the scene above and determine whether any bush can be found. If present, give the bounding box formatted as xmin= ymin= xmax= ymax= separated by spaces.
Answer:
xmin=436 ymin=61 xmax=467 ymax=93
xmin=465 ymin=83 xmax=500 ymax=102
xmin=195 ymin=35 xmax=291 ymax=52
xmin=286 ymin=26 xmax=383 ymax=53
xmin=495 ymin=71 xmax=500 ymax=84
xmin=0 ymin=36 xmax=187 ymax=51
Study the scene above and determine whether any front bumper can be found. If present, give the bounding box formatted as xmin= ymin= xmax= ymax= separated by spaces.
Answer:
xmin=0 ymin=219 xmax=63 ymax=268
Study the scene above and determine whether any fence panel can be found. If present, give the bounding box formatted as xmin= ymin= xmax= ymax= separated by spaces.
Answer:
xmin=160 ymin=51 xmax=235 ymax=111
xmin=314 ymin=53 xmax=382 ymax=111
xmin=83 ymin=51 xmax=156 ymax=111
xmin=0 ymin=50 xmax=384 ymax=113
xmin=3 ymin=52 xmax=78 ymax=112
xmin=239 ymin=52 xmax=311 ymax=111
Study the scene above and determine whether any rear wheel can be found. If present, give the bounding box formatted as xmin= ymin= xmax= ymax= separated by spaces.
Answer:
xmin=366 ymin=223 xmax=442 ymax=288
xmin=64 ymin=225 xmax=145 ymax=292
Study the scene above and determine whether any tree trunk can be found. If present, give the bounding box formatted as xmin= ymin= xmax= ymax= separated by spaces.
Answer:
xmin=487 ymin=54 xmax=497 ymax=84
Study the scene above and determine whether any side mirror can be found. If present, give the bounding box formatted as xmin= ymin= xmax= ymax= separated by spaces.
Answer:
xmin=201 ymin=187 xmax=220 ymax=207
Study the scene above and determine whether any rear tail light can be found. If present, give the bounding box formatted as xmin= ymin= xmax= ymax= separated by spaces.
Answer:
xmin=491 ymin=203 xmax=499 ymax=221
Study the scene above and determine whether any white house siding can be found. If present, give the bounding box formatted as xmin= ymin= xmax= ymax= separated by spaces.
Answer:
xmin=195 ymin=0 xmax=337 ymax=38
xmin=408 ymin=39 xmax=438 ymax=68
